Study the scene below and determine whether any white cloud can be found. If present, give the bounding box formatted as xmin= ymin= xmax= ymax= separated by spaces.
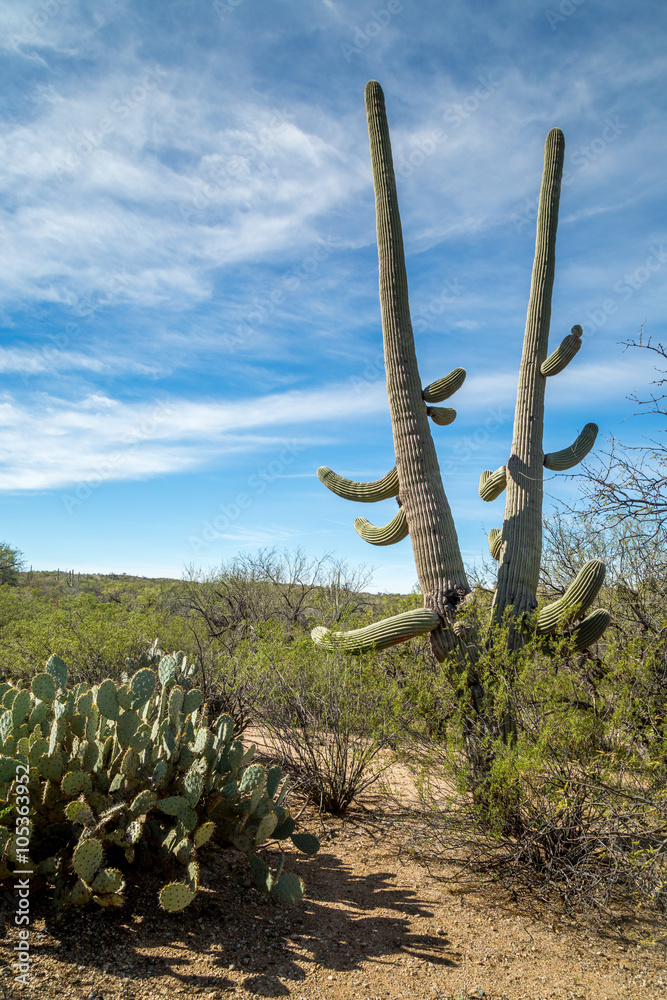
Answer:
xmin=0 ymin=380 xmax=387 ymax=490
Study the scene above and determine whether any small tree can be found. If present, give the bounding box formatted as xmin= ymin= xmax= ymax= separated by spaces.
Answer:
xmin=580 ymin=331 xmax=666 ymax=537
xmin=0 ymin=542 xmax=24 ymax=586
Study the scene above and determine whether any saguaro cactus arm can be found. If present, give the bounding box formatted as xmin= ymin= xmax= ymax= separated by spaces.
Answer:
xmin=427 ymin=406 xmax=457 ymax=426
xmin=535 ymin=559 xmax=605 ymax=634
xmin=353 ymin=508 xmax=409 ymax=546
xmin=541 ymin=325 xmax=582 ymax=376
xmin=317 ymin=465 xmax=399 ymax=502
xmin=422 ymin=368 xmax=466 ymax=402
xmin=544 ymin=423 xmax=598 ymax=471
xmin=312 ymin=608 xmax=440 ymax=653
xmin=479 ymin=466 xmax=507 ymax=502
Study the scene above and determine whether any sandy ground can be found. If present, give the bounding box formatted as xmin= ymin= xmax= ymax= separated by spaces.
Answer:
xmin=0 ymin=761 xmax=665 ymax=1000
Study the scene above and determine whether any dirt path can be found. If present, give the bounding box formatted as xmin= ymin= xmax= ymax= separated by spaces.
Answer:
xmin=1 ymin=785 xmax=665 ymax=999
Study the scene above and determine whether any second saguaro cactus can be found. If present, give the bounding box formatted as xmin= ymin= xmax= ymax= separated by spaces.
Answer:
xmin=312 ymin=82 xmax=610 ymax=659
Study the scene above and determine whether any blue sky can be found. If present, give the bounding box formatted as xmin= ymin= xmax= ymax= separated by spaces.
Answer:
xmin=0 ymin=0 xmax=665 ymax=591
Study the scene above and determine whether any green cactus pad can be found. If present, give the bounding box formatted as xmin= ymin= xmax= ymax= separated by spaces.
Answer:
xmin=130 ymin=667 xmax=156 ymax=705
xmin=11 ymin=690 xmax=31 ymax=727
xmin=125 ymin=819 xmax=143 ymax=844
xmin=193 ymin=821 xmax=215 ymax=848
xmin=80 ymin=740 xmax=98 ymax=773
xmin=317 ymin=465 xmax=399 ymax=503
xmin=544 ymin=422 xmax=598 ymax=471
xmin=168 ymin=686 xmax=185 ymax=723
xmin=158 ymin=795 xmax=190 ymax=816
xmin=290 ymin=832 xmax=320 ymax=855
xmin=130 ymin=724 xmax=151 ymax=753
xmin=85 ymin=705 xmax=99 ymax=743
xmin=478 ymin=466 xmax=507 ymax=502
xmin=266 ymin=765 xmax=282 ymax=799
xmin=120 ymin=749 xmax=138 ymax=778
xmin=272 ymin=872 xmax=305 ymax=904
xmin=255 ymin=811 xmax=279 ymax=846
xmin=194 ymin=728 xmax=211 ymax=754
xmin=65 ymin=800 xmax=94 ymax=825
xmin=62 ymin=770 xmax=92 ymax=797
xmin=116 ymin=710 xmax=140 ymax=749
xmin=38 ymin=856 xmax=57 ymax=877
xmin=69 ymin=878 xmax=92 ymax=905
xmin=159 ymin=881 xmax=196 ymax=912
xmin=76 ymin=690 xmax=94 ymax=717
xmin=72 ymin=838 xmax=103 ymax=883
xmin=239 ymin=764 xmax=265 ymax=797
xmin=184 ymin=769 xmax=203 ymax=807
xmin=249 ymin=853 xmax=273 ymax=892
xmin=183 ymin=689 xmax=203 ymax=716
xmin=312 ymin=608 xmax=440 ymax=654
xmin=48 ymin=717 xmax=66 ymax=755
xmin=96 ymin=680 xmax=119 ymax=721
xmin=0 ymin=710 xmax=12 ymax=742
xmin=422 ymin=368 xmax=467 ymax=402
xmin=117 ymin=685 xmax=133 ymax=711
xmin=2 ymin=688 xmax=17 ymax=709
xmin=45 ymin=654 xmax=68 ymax=691
xmin=0 ymin=756 xmax=21 ymax=784
xmin=174 ymin=837 xmax=193 ymax=863
xmin=31 ymin=672 xmax=56 ymax=703
xmin=158 ymin=655 xmax=178 ymax=687
xmin=569 ymin=608 xmax=611 ymax=651
xmin=38 ymin=752 xmax=63 ymax=782
xmin=488 ymin=528 xmax=502 ymax=561
xmin=353 ymin=507 xmax=408 ymax=546
xmin=28 ymin=701 xmax=50 ymax=731
xmin=535 ymin=559 xmax=606 ymax=635
xmin=187 ymin=859 xmax=200 ymax=891
xmin=540 ymin=328 xmax=582 ymax=376
xmin=426 ymin=406 xmax=456 ymax=426
xmin=128 ymin=789 xmax=156 ymax=817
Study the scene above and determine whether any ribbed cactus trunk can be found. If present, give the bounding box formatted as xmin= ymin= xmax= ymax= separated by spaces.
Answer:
xmin=365 ymin=81 xmax=468 ymax=659
xmin=495 ymin=128 xmax=565 ymax=621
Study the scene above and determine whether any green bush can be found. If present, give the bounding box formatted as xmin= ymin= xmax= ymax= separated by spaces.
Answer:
xmin=0 ymin=648 xmax=318 ymax=912
xmin=410 ymin=619 xmax=667 ymax=912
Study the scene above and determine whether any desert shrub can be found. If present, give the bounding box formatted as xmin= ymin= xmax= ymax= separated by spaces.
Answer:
xmin=248 ymin=629 xmax=405 ymax=815
xmin=410 ymin=625 xmax=667 ymax=912
xmin=0 ymin=648 xmax=318 ymax=913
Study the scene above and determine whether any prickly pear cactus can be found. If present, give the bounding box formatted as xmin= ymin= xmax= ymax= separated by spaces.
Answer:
xmin=0 ymin=650 xmax=319 ymax=912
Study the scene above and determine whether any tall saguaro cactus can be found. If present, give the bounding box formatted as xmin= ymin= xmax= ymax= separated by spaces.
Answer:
xmin=312 ymin=82 xmax=610 ymax=661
